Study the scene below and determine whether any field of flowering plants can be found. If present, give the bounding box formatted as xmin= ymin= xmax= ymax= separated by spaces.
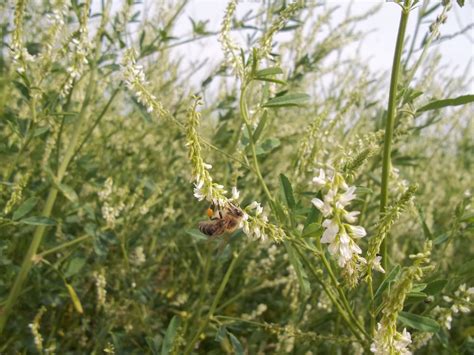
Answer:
xmin=0 ymin=0 xmax=473 ymax=353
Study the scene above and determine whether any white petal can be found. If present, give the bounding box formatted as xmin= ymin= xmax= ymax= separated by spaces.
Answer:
xmin=344 ymin=211 xmax=360 ymax=224
xmin=321 ymin=220 xmax=339 ymax=244
xmin=311 ymin=198 xmax=324 ymax=210
xmin=339 ymin=232 xmax=350 ymax=244
xmin=349 ymin=225 xmax=367 ymax=238
xmin=328 ymin=241 xmax=339 ymax=255
xmin=231 ymin=187 xmax=240 ymax=200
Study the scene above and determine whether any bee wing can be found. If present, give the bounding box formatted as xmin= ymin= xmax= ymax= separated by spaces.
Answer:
xmin=198 ymin=220 xmax=226 ymax=236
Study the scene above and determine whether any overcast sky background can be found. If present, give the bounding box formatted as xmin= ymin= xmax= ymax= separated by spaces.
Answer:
xmin=176 ymin=1 xmax=474 ymax=92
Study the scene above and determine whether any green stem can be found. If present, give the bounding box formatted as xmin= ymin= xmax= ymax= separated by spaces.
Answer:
xmin=37 ymin=234 xmax=91 ymax=258
xmin=367 ymin=271 xmax=376 ymax=337
xmin=239 ymin=83 xmax=275 ymax=205
xmin=0 ymin=7 xmax=107 ymax=334
xmin=293 ymin=243 xmax=365 ymax=345
xmin=380 ymin=0 xmax=411 ymax=273
xmin=311 ymin=238 xmax=369 ymax=340
xmin=184 ymin=251 xmax=240 ymax=354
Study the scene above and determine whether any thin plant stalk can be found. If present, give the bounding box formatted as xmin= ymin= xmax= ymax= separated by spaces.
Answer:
xmin=379 ymin=0 xmax=411 ymax=272
xmin=0 ymin=5 xmax=109 ymax=334
xmin=184 ymin=251 xmax=241 ymax=354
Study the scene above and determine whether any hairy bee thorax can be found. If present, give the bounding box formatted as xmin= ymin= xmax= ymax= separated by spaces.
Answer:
xmin=198 ymin=203 xmax=244 ymax=237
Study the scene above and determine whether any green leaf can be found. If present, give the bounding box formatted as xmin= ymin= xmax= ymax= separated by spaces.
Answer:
xmin=65 ymin=257 xmax=86 ymax=278
xmin=457 ymin=0 xmax=464 ymax=7
xmin=253 ymin=77 xmax=287 ymax=85
xmin=255 ymin=67 xmax=283 ymax=76
xmin=279 ymin=174 xmax=296 ymax=210
xmin=424 ymin=279 xmax=448 ymax=295
xmin=412 ymin=283 xmax=427 ymax=292
xmin=33 ymin=127 xmax=50 ymax=137
xmin=262 ymin=93 xmax=309 ymax=108
xmin=252 ymin=110 xmax=268 ymax=143
xmin=302 ymin=223 xmax=322 ymax=239
xmin=58 ymin=183 xmax=79 ymax=203
xmin=417 ymin=94 xmax=474 ymax=113
xmin=374 ymin=265 xmax=401 ymax=300
xmin=161 ymin=316 xmax=181 ymax=355
xmin=186 ymin=229 xmax=208 ymax=241
xmin=417 ymin=206 xmax=433 ymax=240
xmin=65 ymin=283 xmax=84 ymax=314
xmin=406 ymin=291 xmax=427 ymax=303
xmin=228 ymin=332 xmax=244 ymax=355
xmin=433 ymin=233 xmax=449 ymax=245
xmin=284 ymin=241 xmax=310 ymax=296
xmin=458 ymin=259 xmax=474 ymax=277
xmin=255 ymin=138 xmax=280 ymax=155
xmin=12 ymin=197 xmax=39 ymax=220
xmin=19 ymin=216 xmax=56 ymax=226
xmin=398 ymin=312 xmax=440 ymax=332
xmin=214 ymin=326 xmax=227 ymax=342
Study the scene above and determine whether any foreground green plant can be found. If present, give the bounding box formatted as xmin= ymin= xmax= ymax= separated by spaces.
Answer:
xmin=0 ymin=0 xmax=472 ymax=353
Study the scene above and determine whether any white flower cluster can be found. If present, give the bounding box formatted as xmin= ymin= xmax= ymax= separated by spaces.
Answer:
xmin=121 ymin=49 xmax=166 ymax=116
xmin=93 ymin=270 xmax=107 ymax=308
xmin=192 ymin=164 xmax=228 ymax=206
xmin=61 ymin=2 xmax=91 ymax=97
xmin=242 ymin=303 xmax=267 ymax=320
xmin=186 ymin=97 xmax=232 ymax=206
xmin=311 ymin=169 xmax=369 ymax=284
xmin=371 ymin=325 xmax=412 ymax=355
xmin=218 ymin=0 xmax=244 ymax=78
xmin=241 ymin=201 xmax=285 ymax=243
xmin=41 ymin=3 xmax=67 ymax=63
xmin=98 ymin=177 xmax=125 ymax=228
xmin=28 ymin=306 xmax=47 ymax=352
xmin=131 ymin=246 xmax=146 ymax=266
xmin=10 ymin=0 xmax=34 ymax=74
xmin=432 ymin=283 xmax=473 ymax=330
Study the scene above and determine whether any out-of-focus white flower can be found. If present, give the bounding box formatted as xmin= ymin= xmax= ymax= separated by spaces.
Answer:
xmin=312 ymin=169 xmax=327 ymax=189
xmin=372 ymin=255 xmax=385 ymax=273
xmin=371 ymin=323 xmax=412 ymax=355
xmin=232 ymin=186 xmax=240 ymax=200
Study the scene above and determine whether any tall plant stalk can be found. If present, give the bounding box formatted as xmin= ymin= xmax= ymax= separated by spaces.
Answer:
xmin=0 ymin=5 xmax=110 ymax=334
xmin=379 ymin=0 xmax=411 ymax=272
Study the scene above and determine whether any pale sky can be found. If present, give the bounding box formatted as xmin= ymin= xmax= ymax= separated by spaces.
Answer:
xmin=180 ymin=0 xmax=474 ymax=91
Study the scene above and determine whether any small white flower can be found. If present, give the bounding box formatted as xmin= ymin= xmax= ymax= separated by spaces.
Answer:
xmin=394 ymin=328 xmax=412 ymax=354
xmin=337 ymin=186 xmax=357 ymax=209
xmin=372 ymin=255 xmax=385 ymax=273
xmin=203 ymin=163 xmax=212 ymax=170
xmin=312 ymin=169 xmax=326 ymax=189
xmin=343 ymin=210 xmax=360 ymax=224
xmin=231 ymin=186 xmax=240 ymax=200
xmin=348 ymin=225 xmax=367 ymax=239
xmin=321 ymin=219 xmax=339 ymax=244
xmin=249 ymin=201 xmax=260 ymax=210
xmin=311 ymin=198 xmax=332 ymax=217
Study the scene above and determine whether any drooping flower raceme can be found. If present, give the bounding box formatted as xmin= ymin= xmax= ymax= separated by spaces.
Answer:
xmin=121 ymin=48 xmax=167 ymax=117
xmin=371 ymin=325 xmax=412 ymax=355
xmin=311 ymin=168 xmax=367 ymax=286
xmin=185 ymin=97 xmax=285 ymax=243
xmin=370 ymin=242 xmax=432 ymax=355
xmin=218 ymin=0 xmax=244 ymax=79
xmin=186 ymin=97 xmax=228 ymax=206
xmin=241 ymin=201 xmax=285 ymax=242
xmin=60 ymin=0 xmax=92 ymax=98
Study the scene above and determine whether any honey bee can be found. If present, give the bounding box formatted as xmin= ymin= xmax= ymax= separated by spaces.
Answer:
xmin=198 ymin=203 xmax=244 ymax=237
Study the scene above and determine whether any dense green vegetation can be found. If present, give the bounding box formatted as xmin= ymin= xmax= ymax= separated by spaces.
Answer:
xmin=0 ymin=0 xmax=472 ymax=353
